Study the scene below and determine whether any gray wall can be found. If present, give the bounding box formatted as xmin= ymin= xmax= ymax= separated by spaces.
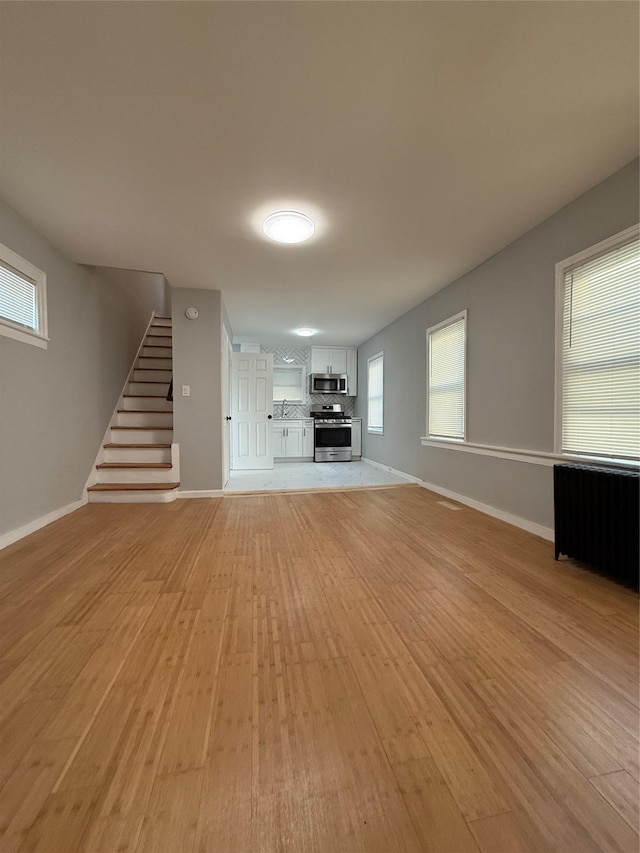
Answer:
xmin=171 ymin=288 xmax=223 ymax=491
xmin=356 ymin=158 xmax=639 ymax=530
xmin=96 ymin=267 xmax=169 ymax=330
xmin=0 ymin=197 xmax=164 ymax=537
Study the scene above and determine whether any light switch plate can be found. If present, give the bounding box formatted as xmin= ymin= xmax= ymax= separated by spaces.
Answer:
xmin=182 ymin=385 xmax=191 ymax=397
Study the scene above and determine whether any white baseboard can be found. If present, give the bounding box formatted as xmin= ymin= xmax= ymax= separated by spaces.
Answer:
xmin=177 ymin=490 xmax=224 ymax=499
xmin=419 ymin=479 xmax=554 ymax=541
xmin=361 ymin=457 xmax=422 ymax=484
xmin=361 ymin=457 xmax=553 ymax=542
xmin=0 ymin=498 xmax=87 ymax=551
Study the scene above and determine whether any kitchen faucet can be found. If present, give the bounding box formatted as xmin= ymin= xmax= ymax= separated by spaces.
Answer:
xmin=281 ymin=399 xmax=288 ymax=418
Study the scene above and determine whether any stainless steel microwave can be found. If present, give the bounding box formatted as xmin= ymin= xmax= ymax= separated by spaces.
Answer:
xmin=309 ymin=373 xmax=348 ymax=395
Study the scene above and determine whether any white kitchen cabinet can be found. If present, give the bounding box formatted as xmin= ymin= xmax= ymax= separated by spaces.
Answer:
xmin=302 ymin=420 xmax=314 ymax=458
xmin=286 ymin=426 xmax=303 ymax=457
xmin=351 ymin=418 xmax=362 ymax=458
xmin=311 ymin=347 xmax=348 ymax=375
xmin=273 ymin=420 xmax=305 ymax=459
xmin=311 ymin=346 xmax=357 ymax=395
xmin=272 ymin=422 xmax=287 ymax=458
xmin=328 ymin=348 xmax=348 ymax=374
xmin=311 ymin=347 xmax=331 ymax=374
xmin=346 ymin=348 xmax=358 ymax=396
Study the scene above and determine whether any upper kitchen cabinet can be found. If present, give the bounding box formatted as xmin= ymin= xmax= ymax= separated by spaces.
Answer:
xmin=311 ymin=347 xmax=347 ymax=375
xmin=311 ymin=346 xmax=358 ymax=395
xmin=346 ymin=349 xmax=358 ymax=397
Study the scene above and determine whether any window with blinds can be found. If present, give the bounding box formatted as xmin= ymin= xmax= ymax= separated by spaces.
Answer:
xmin=0 ymin=243 xmax=47 ymax=348
xmin=367 ymin=351 xmax=383 ymax=434
xmin=558 ymin=227 xmax=639 ymax=463
xmin=0 ymin=262 xmax=39 ymax=330
xmin=427 ymin=311 xmax=466 ymax=440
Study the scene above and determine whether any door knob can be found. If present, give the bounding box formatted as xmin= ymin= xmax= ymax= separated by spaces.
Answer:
xmin=267 ymin=415 xmax=273 ymax=419
xmin=226 ymin=416 xmax=232 ymax=421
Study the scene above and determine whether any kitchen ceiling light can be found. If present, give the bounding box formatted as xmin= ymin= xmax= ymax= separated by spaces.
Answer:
xmin=263 ymin=210 xmax=314 ymax=244
xmin=295 ymin=328 xmax=315 ymax=337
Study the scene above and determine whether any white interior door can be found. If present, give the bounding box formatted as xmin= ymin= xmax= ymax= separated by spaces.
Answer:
xmin=221 ymin=327 xmax=232 ymax=487
xmin=232 ymin=353 xmax=274 ymax=470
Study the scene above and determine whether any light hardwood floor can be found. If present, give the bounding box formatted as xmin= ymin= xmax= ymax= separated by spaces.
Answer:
xmin=0 ymin=485 xmax=638 ymax=852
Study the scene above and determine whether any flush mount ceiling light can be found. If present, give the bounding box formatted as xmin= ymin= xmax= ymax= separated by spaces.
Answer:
xmin=295 ymin=328 xmax=315 ymax=337
xmin=263 ymin=210 xmax=315 ymax=244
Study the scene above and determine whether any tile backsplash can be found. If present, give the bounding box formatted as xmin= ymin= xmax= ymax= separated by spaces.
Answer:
xmin=260 ymin=345 xmax=355 ymax=417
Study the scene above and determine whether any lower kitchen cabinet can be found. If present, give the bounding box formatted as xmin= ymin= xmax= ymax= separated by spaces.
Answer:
xmin=273 ymin=420 xmax=314 ymax=460
xmin=351 ymin=418 xmax=362 ymax=458
xmin=272 ymin=426 xmax=284 ymax=458
xmin=284 ymin=425 xmax=303 ymax=457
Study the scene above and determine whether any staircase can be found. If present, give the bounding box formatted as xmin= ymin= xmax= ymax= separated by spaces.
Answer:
xmin=87 ymin=316 xmax=180 ymax=502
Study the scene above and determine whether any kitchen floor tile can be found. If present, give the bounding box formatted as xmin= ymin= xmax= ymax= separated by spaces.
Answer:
xmin=225 ymin=461 xmax=410 ymax=493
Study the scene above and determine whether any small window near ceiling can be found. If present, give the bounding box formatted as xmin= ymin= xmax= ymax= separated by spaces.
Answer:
xmin=427 ymin=310 xmax=466 ymax=441
xmin=556 ymin=225 xmax=639 ymax=464
xmin=0 ymin=242 xmax=48 ymax=349
xmin=367 ymin=351 xmax=383 ymax=434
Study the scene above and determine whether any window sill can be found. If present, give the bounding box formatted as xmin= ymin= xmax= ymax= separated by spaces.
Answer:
xmin=367 ymin=428 xmax=383 ymax=435
xmin=0 ymin=322 xmax=49 ymax=349
xmin=421 ymin=437 xmax=639 ymax=470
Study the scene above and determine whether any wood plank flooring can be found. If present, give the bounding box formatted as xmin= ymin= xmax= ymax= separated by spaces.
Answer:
xmin=0 ymin=485 xmax=637 ymax=852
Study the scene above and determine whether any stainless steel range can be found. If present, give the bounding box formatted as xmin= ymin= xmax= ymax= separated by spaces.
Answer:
xmin=310 ymin=404 xmax=352 ymax=462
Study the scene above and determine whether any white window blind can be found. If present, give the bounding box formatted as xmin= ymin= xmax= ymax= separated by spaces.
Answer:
xmin=561 ymin=233 xmax=640 ymax=462
xmin=428 ymin=312 xmax=466 ymax=440
xmin=367 ymin=352 xmax=383 ymax=433
xmin=0 ymin=260 xmax=38 ymax=331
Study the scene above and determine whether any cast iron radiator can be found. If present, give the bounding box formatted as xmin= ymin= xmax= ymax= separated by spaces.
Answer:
xmin=553 ymin=463 xmax=639 ymax=591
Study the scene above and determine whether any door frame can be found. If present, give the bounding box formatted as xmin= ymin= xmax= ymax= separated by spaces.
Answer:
xmin=221 ymin=326 xmax=232 ymax=488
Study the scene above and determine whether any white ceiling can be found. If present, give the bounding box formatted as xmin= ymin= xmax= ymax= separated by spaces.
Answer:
xmin=0 ymin=2 xmax=637 ymax=346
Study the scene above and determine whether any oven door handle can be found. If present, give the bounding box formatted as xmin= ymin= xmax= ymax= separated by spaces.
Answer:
xmin=314 ymin=422 xmax=352 ymax=428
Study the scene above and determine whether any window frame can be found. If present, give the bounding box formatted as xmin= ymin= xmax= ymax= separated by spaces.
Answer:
xmin=554 ymin=223 xmax=639 ymax=464
xmin=426 ymin=309 xmax=467 ymax=443
xmin=0 ymin=242 xmax=48 ymax=349
xmin=367 ymin=350 xmax=384 ymax=435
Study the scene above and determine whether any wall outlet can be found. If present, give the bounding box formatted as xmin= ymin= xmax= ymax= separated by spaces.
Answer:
xmin=182 ymin=385 xmax=191 ymax=397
